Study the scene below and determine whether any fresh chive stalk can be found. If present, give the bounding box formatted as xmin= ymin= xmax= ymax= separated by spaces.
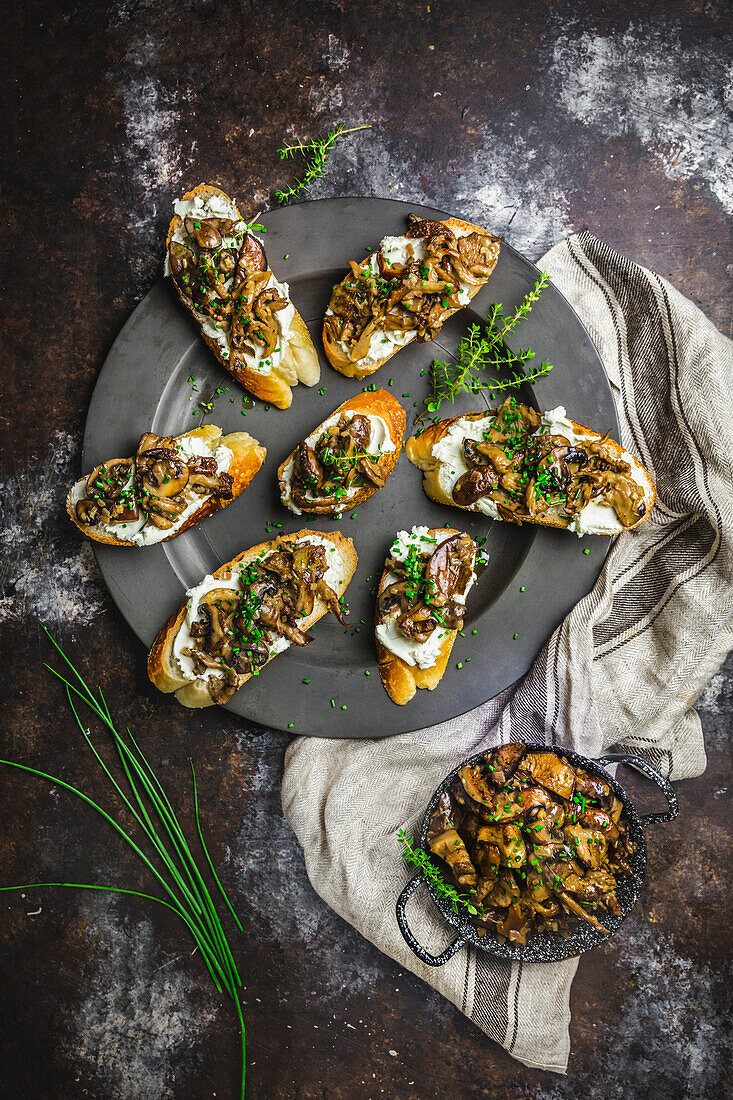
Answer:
xmin=0 ymin=627 xmax=247 ymax=1097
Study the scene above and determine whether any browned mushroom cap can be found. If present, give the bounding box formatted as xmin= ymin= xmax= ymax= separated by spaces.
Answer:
xmin=293 ymin=442 xmax=323 ymax=494
xmin=464 ymin=438 xmax=514 ymax=474
xmin=184 ymin=216 xmax=224 ymax=250
xmin=456 ymin=232 xmax=500 ymax=284
xmin=196 ymin=588 xmax=239 ymax=651
xmin=397 ymin=604 xmax=437 ymax=642
xmin=187 ymin=456 xmax=234 ymax=499
xmin=85 ymin=458 xmax=134 ymax=498
xmin=405 ymin=214 xmax=457 ymax=249
xmin=234 ymin=233 xmax=267 ymax=281
xmin=77 ymin=458 xmax=139 ymax=526
xmin=423 ymin=534 xmax=463 ymax=604
xmin=168 ymin=242 xmax=196 ymax=294
xmin=453 ymin=465 xmax=499 ymax=506
xmin=137 ymin=447 xmax=190 ymax=498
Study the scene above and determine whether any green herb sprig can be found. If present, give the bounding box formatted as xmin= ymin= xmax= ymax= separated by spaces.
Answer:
xmin=0 ymin=628 xmax=247 ymax=1098
xmin=417 ymin=272 xmax=554 ymax=425
xmin=397 ymin=829 xmax=478 ymax=916
xmin=275 ymin=124 xmax=372 ymax=204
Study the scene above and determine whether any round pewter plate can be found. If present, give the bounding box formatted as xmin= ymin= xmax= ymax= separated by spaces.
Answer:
xmin=83 ymin=197 xmax=618 ymax=737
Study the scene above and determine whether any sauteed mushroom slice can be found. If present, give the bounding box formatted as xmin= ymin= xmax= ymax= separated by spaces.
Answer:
xmin=77 ymin=458 xmax=139 ymax=526
xmin=453 ymin=465 xmax=499 ymax=506
xmin=184 ymin=216 xmax=224 ymax=251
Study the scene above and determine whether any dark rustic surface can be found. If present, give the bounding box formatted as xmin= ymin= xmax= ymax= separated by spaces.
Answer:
xmin=1 ymin=2 xmax=731 ymax=1098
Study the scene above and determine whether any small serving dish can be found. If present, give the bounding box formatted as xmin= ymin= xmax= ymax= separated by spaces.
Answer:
xmin=396 ymin=743 xmax=678 ymax=965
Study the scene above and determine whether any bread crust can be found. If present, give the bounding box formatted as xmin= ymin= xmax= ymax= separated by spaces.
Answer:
xmin=147 ymin=529 xmax=358 ymax=708
xmin=166 ymin=183 xmax=319 ymax=409
xmin=406 ymin=412 xmax=657 ymax=532
xmin=276 ymin=388 xmax=406 ymax=514
xmin=67 ymin=425 xmax=266 ymax=547
xmin=374 ymin=527 xmax=470 ymax=706
xmin=322 ymin=216 xmax=500 ymax=380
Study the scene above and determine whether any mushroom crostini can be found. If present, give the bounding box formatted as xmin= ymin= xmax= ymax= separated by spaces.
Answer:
xmin=165 ymin=184 xmax=319 ymax=409
xmin=406 ymin=398 xmax=656 ymax=536
xmin=67 ymin=426 xmax=265 ymax=546
xmin=375 ymin=526 xmax=477 ymax=705
xmin=323 ymin=213 xmax=500 ymax=380
xmin=148 ymin=530 xmax=357 ymax=708
xmin=278 ymin=390 xmax=406 ymax=516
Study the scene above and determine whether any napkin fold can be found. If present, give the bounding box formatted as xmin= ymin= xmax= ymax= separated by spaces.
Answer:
xmin=281 ymin=232 xmax=733 ymax=1072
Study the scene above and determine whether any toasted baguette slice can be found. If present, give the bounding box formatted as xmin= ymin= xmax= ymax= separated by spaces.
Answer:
xmin=277 ymin=389 xmax=406 ymax=516
xmin=148 ymin=530 xmax=357 ymax=708
xmin=323 ymin=216 xmax=500 ymax=380
xmin=166 ymin=184 xmax=319 ymax=409
xmin=67 ymin=425 xmax=265 ymax=547
xmin=406 ymin=409 xmax=656 ymax=534
xmin=375 ymin=527 xmax=477 ymax=706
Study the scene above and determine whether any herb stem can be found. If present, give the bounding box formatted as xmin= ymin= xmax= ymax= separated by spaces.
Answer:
xmin=2 ymin=627 xmax=247 ymax=1097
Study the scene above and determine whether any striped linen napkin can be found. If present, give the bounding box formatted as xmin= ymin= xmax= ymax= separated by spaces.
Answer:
xmin=281 ymin=232 xmax=733 ymax=1072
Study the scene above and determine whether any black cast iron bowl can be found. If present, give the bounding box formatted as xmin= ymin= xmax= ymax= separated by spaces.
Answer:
xmin=396 ymin=745 xmax=678 ymax=965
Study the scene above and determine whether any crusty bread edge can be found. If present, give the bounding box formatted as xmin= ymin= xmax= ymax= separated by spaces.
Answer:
xmin=276 ymin=388 xmax=407 ymax=514
xmin=374 ymin=526 xmax=471 ymax=706
xmin=147 ymin=529 xmax=358 ymax=709
xmin=165 ymin=183 xmax=319 ymax=409
xmin=67 ymin=425 xmax=266 ymax=547
xmin=406 ymin=412 xmax=657 ymax=533
xmin=323 ymin=215 xmax=501 ymax=379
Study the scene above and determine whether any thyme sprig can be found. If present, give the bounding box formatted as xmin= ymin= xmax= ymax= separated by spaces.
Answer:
xmin=397 ymin=829 xmax=478 ymax=916
xmin=0 ymin=628 xmax=247 ymax=1098
xmin=417 ymin=272 xmax=554 ymax=425
xmin=275 ymin=124 xmax=372 ymax=204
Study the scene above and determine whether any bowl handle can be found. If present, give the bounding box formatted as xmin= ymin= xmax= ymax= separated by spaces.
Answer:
xmin=597 ymin=752 xmax=679 ymax=826
xmin=396 ymin=873 xmax=469 ymax=967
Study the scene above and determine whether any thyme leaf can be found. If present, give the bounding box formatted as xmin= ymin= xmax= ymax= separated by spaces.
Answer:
xmin=275 ymin=124 xmax=372 ymax=204
xmin=397 ymin=829 xmax=478 ymax=916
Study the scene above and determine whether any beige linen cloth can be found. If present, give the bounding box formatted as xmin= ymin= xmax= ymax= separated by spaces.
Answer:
xmin=281 ymin=233 xmax=733 ymax=1073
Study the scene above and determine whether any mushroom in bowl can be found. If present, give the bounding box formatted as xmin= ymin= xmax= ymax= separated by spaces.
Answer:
xmin=396 ymin=742 xmax=678 ymax=965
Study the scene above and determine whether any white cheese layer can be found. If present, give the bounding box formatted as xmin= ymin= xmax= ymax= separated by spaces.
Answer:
xmin=70 ymin=434 xmax=232 ymax=547
xmin=429 ymin=406 xmax=649 ymax=535
xmin=331 ymin=226 xmax=475 ymax=368
xmin=375 ymin=528 xmax=475 ymax=669
xmin=165 ymin=192 xmax=295 ymax=377
xmin=173 ymin=535 xmax=349 ymax=683
xmin=431 ymin=414 xmax=500 ymax=519
xmin=280 ymin=412 xmax=396 ymax=515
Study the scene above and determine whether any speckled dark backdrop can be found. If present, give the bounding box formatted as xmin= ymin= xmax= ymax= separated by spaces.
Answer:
xmin=1 ymin=2 xmax=731 ymax=1098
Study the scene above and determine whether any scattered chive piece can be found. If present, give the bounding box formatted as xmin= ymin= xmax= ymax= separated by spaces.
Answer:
xmin=583 ymin=547 xmax=590 ymax=554
xmin=513 ymin=633 xmax=518 ymax=639
xmin=330 ymin=699 xmax=335 ymax=708
xmin=303 ymin=678 xmax=310 ymax=684
xmin=364 ymin=670 xmax=371 ymax=676
xmin=520 ymin=586 xmax=525 ymax=592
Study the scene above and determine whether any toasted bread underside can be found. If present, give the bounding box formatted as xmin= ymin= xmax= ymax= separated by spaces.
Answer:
xmin=322 ymin=216 xmax=501 ymax=381
xmin=406 ymin=413 xmax=657 ymax=533
xmin=166 ymin=184 xmax=319 ymax=409
xmin=147 ymin=530 xmax=358 ymax=708
xmin=276 ymin=388 xmax=406 ymax=514
xmin=374 ymin=526 xmax=465 ymax=706
xmin=66 ymin=425 xmax=266 ymax=547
